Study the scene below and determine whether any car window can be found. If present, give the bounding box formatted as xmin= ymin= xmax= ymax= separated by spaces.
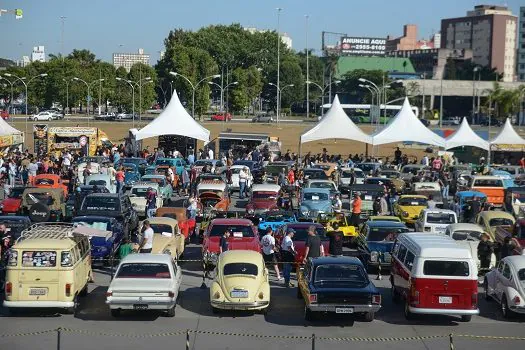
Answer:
xmin=116 ymin=263 xmax=171 ymax=279
xmin=423 ymin=260 xmax=470 ymax=277
xmin=314 ymin=264 xmax=368 ymax=286
xmin=82 ymin=196 xmax=119 ymax=211
xmin=502 ymin=263 xmax=512 ymax=280
xmin=303 ymin=192 xmax=329 ymax=201
xmin=497 ymin=261 xmax=504 ymax=272
xmin=426 ymin=213 xmax=456 ymax=224
xmin=21 ymin=251 xmax=57 ymax=267
xmin=209 ymin=225 xmax=254 ymax=237
xmin=404 ymin=251 xmax=415 ymax=270
xmin=489 ymin=218 xmax=513 ymax=227
xmin=398 ymin=197 xmax=427 ymax=206
xmin=397 ymin=245 xmax=408 ymax=261
xmin=149 ymin=224 xmax=173 ymax=235
xmin=223 ymin=263 xmax=258 ymax=276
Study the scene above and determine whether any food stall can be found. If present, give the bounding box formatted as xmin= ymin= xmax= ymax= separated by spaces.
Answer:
xmin=36 ymin=126 xmax=111 ymax=156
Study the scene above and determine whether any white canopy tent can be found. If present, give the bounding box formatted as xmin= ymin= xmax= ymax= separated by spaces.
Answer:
xmin=490 ymin=118 xmax=525 ymax=145
xmin=372 ymin=97 xmax=445 ymax=147
xmin=135 ymin=90 xmax=210 ymax=142
xmin=0 ymin=118 xmax=22 ymax=137
xmin=300 ymin=95 xmax=372 ymax=145
xmin=445 ymin=117 xmax=489 ymax=150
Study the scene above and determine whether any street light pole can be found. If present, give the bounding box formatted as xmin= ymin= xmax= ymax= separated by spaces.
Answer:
xmin=359 ymin=84 xmax=375 ymax=125
xmin=472 ymin=67 xmax=479 ymax=122
xmin=306 ymin=80 xmax=341 ymax=117
xmin=276 ymin=7 xmax=282 ymax=124
xmin=116 ymin=77 xmax=136 ymax=128
xmin=209 ymin=81 xmax=238 ymax=129
xmin=305 ymin=14 xmax=309 ymax=119
xmin=62 ymin=78 xmax=70 ymax=114
xmin=170 ymin=71 xmax=220 ymax=119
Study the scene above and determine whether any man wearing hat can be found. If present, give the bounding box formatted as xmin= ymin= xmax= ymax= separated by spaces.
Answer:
xmin=477 ymin=232 xmax=493 ymax=274
xmin=350 ymin=192 xmax=362 ymax=228
xmin=280 ymin=228 xmax=296 ymax=287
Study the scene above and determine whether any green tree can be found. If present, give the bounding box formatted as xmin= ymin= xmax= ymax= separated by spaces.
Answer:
xmin=230 ymin=66 xmax=263 ymax=113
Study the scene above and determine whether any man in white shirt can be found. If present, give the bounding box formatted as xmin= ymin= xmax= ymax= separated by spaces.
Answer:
xmin=62 ymin=151 xmax=72 ymax=171
xmin=281 ymin=228 xmax=296 ymax=287
xmin=28 ymin=159 xmax=39 ymax=183
xmin=139 ymin=220 xmax=154 ymax=253
xmin=238 ymin=167 xmax=248 ymax=199
xmin=261 ymin=228 xmax=281 ymax=280
xmin=208 ymin=148 xmax=214 ymax=160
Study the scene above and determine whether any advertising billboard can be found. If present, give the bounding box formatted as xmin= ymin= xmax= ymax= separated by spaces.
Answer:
xmin=340 ymin=37 xmax=386 ymax=56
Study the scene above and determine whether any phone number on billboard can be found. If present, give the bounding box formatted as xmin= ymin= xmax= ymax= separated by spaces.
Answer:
xmin=350 ymin=45 xmax=386 ymax=51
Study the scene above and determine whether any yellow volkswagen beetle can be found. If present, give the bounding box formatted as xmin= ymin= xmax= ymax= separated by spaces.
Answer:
xmin=392 ymin=195 xmax=428 ymax=225
xmin=139 ymin=217 xmax=185 ymax=260
xmin=210 ymin=250 xmax=270 ymax=314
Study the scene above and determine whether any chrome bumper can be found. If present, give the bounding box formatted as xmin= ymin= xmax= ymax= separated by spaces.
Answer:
xmin=408 ymin=306 xmax=479 ymax=316
xmin=211 ymin=300 xmax=269 ymax=310
xmin=307 ymin=303 xmax=381 ymax=313
xmin=3 ymin=300 xmax=74 ymax=308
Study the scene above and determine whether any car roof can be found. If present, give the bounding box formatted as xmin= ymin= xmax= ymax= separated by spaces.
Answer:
xmin=141 ymin=174 xmax=165 ymax=179
xmin=311 ymin=256 xmax=363 ymax=266
xmin=478 ymin=211 xmax=515 ymax=220
xmin=504 ymin=256 xmax=525 ymax=270
xmin=211 ymin=218 xmax=253 ymax=225
xmin=447 ymin=223 xmax=484 ymax=232
xmin=72 ymin=216 xmax=115 ymax=222
xmin=399 ymin=195 xmax=428 ymax=199
xmin=252 ymin=184 xmax=280 ymax=192
xmin=132 ymin=182 xmax=160 ymax=189
xmin=0 ymin=215 xmax=30 ymax=221
xmin=365 ymin=221 xmax=408 ymax=228
xmin=197 ymin=182 xmax=226 ymax=190
xmin=422 ymin=209 xmax=456 ymax=214
xmin=143 ymin=217 xmax=178 ymax=225
xmin=219 ymin=250 xmax=264 ymax=266
xmin=456 ymin=191 xmax=486 ymax=197
xmin=398 ymin=232 xmax=474 ymax=259
xmin=472 ymin=175 xmax=501 ymax=180
xmin=120 ymin=253 xmax=173 ymax=264
xmin=285 ymin=222 xmax=324 ymax=229
xmin=84 ymin=193 xmax=121 ymax=198
xmin=303 ymin=168 xmax=325 ymax=172
xmin=307 ymin=179 xmax=334 ymax=183
xmin=302 ymin=188 xmax=330 ymax=194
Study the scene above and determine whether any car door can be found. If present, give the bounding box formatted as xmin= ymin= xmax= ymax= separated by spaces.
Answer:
xmin=497 ymin=262 xmax=513 ymax=302
xmin=494 ymin=261 xmax=508 ymax=302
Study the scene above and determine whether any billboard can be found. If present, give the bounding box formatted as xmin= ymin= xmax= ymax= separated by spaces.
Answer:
xmin=340 ymin=37 xmax=386 ymax=56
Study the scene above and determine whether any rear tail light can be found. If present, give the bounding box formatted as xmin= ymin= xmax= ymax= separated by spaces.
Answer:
xmin=410 ymin=286 xmax=419 ymax=305
xmin=309 ymin=294 xmax=317 ymax=303
xmin=65 ymin=283 xmax=71 ymax=297
xmin=5 ymin=282 xmax=12 ymax=296
xmin=168 ymin=291 xmax=175 ymax=298
xmin=105 ymin=291 xmax=112 ymax=297
xmin=372 ymin=294 xmax=381 ymax=305
xmin=513 ymin=295 xmax=521 ymax=305
xmin=472 ymin=293 xmax=478 ymax=308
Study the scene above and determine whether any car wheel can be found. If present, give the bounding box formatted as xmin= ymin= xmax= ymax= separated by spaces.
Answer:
xmin=391 ymin=284 xmax=400 ymax=303
xmin=404 ymin=301 xmax=414 ymax=320
xmin=304 ymin=306 xmax=313 ymax=321
xmin=296 ymin=287 xmax=302 ymax=299
xmin=66 ymin=294 xmax=79 ymax=315
xmin=460 ymin=315 xmax=472 ymax=322
xmin=166 ymin=305 xmax=176 ymax=317
xmin=501 ymin=295 xmax=512 ymax=319
xmin=33 ymin=117 xmax=38 ymax=121
xmin=110 ymin=309 xmax=121 ymax=317
xmin=363 ymin=312 xmax=375 ymax=322
xmin=78 ymin=284 xmax=88 ymax=297
xmin=483 ymin=279 xmax=492 ymax=301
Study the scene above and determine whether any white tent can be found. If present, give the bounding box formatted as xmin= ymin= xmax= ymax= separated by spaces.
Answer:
xmin=490 ymin=118 xmax=525 ymax=145
xmin=135 ymin=90 xmax=210 ymax=142
xmin=372 ymin=97 xmax=445 ymax=147
xmin=300 ymin=95 xmax=372 ymax=144
xmin=445 ymin=117 xmax=489 ymax=150
xmin=0 ymin=118 xmax=22 ymax=137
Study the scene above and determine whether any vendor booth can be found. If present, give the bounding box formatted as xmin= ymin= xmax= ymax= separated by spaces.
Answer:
xmin=0 ymin=116 xmax=24 ymax=153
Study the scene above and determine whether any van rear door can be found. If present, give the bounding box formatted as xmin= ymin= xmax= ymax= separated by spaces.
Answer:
xmin=416 ymin=259 xmax=477 ymax=310
xmin=17 ymin=250 xmax=60 ymax=301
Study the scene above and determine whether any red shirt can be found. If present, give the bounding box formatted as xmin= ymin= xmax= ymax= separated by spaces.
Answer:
xmin=287 ymin=170 xmax=295 ymax=184
xmin=115 ymin=170 xmax=125 ymax=182
xmin=352 ymin=197 xmax=362 ymax=214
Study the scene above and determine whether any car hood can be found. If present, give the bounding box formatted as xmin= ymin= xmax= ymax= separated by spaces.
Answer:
xmin=398 ymin=205 xmax=425 ymax=216
xmin=300 ymin=201 xmax=332 ymax=212
xmin=310 ymin=284 xmax=377 ymax=294
xmin=366 ymin=241 xmax=394 ymax=253
xmin=247 ymin=199 xmax=278 ymax=210
xmin=109 ymin=278 xmax=175 ymax=292
xmin=206 ymin=236 xmax=261 ymax=253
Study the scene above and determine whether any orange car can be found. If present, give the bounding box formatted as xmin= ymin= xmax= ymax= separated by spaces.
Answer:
xmin=196 ymin=180 xmax=231 ymax=214
xmin=156 ymin=207 xmax=195 ymax=242
xmin=32 ymin=174 xmax=69 ymax=197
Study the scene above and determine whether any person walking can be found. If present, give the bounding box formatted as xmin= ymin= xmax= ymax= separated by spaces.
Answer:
xmin=477 ymin=233 xmax=493 ymax=275
xmin=219 ymin=229 xmax=231 ymax=253
xmin=139 ymin=220 xmax=154 ymax=253
xmin=350 ymin=192 xmax=362 ymax=228
xmin=326 ymin=222 xmax=344 ymax=256
xmin=280 ymin=228 xmax=296 ymax=287
xmin=181 ymin=167 xmax=190 ymax=196
xmin=119 ymin=237 xmax=135 ymax=259
xmin=238 ymin=166 xmax=248 ymax=199
xmin=302 ymin=225 xmax=325 ymax=263
xmin=261 ymin=227 xmax=282 ymax=280
xmin=115 ymin=166 xmax=125 ymax=194
xmin=8 ymin=159 xmax=16 ymax=186
xmin=145 ymin=187 xmax=157 ymax=218
xmin=332 ymin=194 xmax=343 ymax=213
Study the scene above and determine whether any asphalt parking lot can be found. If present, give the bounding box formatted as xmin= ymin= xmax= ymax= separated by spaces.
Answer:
xmin=1 ymin=194 xmax=525 ymax=350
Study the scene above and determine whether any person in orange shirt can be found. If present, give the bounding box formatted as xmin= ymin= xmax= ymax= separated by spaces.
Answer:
xmin=115 ymin=166 xmax=125 ymax=193
xmin=350 ymin=192 xmax=362 ymax=227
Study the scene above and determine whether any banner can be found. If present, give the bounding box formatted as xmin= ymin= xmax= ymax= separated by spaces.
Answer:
xmin=33 ymin=124 xmax=48 ymax=155
xmin=340 ymin=37 xmax=386 ymax=56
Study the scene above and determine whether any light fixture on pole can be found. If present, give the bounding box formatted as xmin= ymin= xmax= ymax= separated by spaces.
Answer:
xmin=359 ymin=84 xmax=376 ymax=125
xmin=306 ymin=80 xmax=341 ymax=117
xmin=276 ymin=7 xmax=282 ymax=127
xmin=170 ymin=71 xmax=220 ymax=119
xmin=116 ymin=77 xmax=136 ymax=128
xmin=209 ymin=80 xmax=238 ymax=129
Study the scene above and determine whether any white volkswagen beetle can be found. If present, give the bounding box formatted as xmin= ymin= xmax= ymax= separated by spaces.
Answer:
xmin=444 ymin=223 xmax=496 ymax=269
xmin=484 ymin=255 xmax=525 ymax=318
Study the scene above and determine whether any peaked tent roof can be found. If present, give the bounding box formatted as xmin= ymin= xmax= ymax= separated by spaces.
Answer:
xmin=300 ymin=95 xmax=372 ymax=144
xmin=445 ymin=117 xmax=489 ymax=150
xmin=0 ymin=118 xmax=22 ymax=137
xmin=490 ymin=118 xmax=525 ymax=145
xmin=371 ymin=97 xmax=445 ymax=147
xmin=135 ymin=90 xmax=210 ymax=142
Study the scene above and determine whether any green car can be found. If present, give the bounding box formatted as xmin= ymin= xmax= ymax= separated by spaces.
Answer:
xmin=140 ymin=174 xmax=173 ymax=204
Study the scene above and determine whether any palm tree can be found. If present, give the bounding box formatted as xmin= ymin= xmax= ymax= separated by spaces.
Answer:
xmin=484 ymin=82 xmax=524 ymax=122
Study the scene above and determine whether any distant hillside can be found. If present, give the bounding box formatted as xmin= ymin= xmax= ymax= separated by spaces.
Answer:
xmin=0 ymin=58 xmax=16 ymax=69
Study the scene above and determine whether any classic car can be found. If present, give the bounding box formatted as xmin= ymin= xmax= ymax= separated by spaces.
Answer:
xmin=355 ymin=162 xmax=382 ymax=176
xmin=365 ymin=176 xmax=405 ymax=194
xmin=411 ymin=182 xmax=444 ymax=208
xmin=303 ymin=168 xmax=329 ymax=180
xmin=0 ymin=215 xmax=31 ymax=239
xmin=193 ymin=159 xmax=226 ymax=176
xmin=445 ymin=223 xmax=496 ymax=269
xmin=257 ymin=210 xmax=297 ymax=232
xmin=139 ymin=217 xmax=185 ymax=260
xmin=72 ymin=216 xmax=124 ymax=261
xmin=349 ymin=184 xmax=385 ymax=219
xmin=156 ymin=207 xmax=195 ymax=242
xmin=299 ymin=188 xmax=333 ymax=219
xmin=367 ymin=216 xmax=402 ymax=223
xmin=305 ymin=179 xmax=340 ymax=201
xmin=317 ymin=214 xmax=358 ymax=246
xmin=140 ymin=174 xmax=173 ymax=204
xmin=399 ymin=164 xmax=428 ymax=182
xmin=297 ymin=256 xmax=381 ymax=321
xmin=312 ymin=163 xmax=338 ymax=178
xmin=211 ymin=113 xmax=232 ymax=121
xmin=106 ymin=254 xmax=181 ymax=317
xmin=85 ymin=174 xmax=116 ymax=193
xmin=32 ymin=174 xmax=69 ymax=197
xmin=77 ymin=193 xmax=139 ymax=239
xmin=65 ymin=185 xmax=110 ymax=218
xmin=0 ymin=186 xmax=27 ymax=214
xmin=197 ymin=181 xmax=231 ymax=216
xmin=210 ymin=250 xmax=270 ymax=313
xmin=392 ymin=195 xmax=428 ymax=225
xmin=146 ymin=157 xmax=187 ymax=176
xmin=129 ymin=183 xmax=164 ymax=217
xmin=77 ymin=162 xmax=101 ymax=185
xmin=120 ymin=157 xmax=148 ymax=176
xmin=339 ymin=167 xmax=365 ymax=194
xmin=20 ymin=187 xmax=67 ymax=222
xmin=484 ymin=256 xmax=525 ymax=318
xmin=414 ymin=209 xmax=457 ymax=234
xmin=202 ymin=218 xmax=260 ymax=268
xmin=251 ymin=114 xmax=274 ymax=123
xmin=275 ymin=223 xmax=328 ymax=266
xmin=230 ymin=165 xmax=253 ymax=191
xmin=470 ymin=175 xmax=505 ymax=207
xmin=475 ymin=211 xmax=515 ymax=241
xmin=504 ymin=187 xmax=525 ymax=218
xmin=245 ymin=183 xmax=280 ymax=216
xmin=122 ymin=163 xmax=141 ymax=189
xmin=357 ymin=221 xmax=409 ymax=270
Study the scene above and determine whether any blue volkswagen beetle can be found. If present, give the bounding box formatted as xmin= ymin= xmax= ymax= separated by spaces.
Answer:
xmin=123 ymin=163 xmax=141 ymax=189
xmin=299 ymin=188 xmax=333 ymax=219
xmin=258 ymin=210 xmax=297 ymax=232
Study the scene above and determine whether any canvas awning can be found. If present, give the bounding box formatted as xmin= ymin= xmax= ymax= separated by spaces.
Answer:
xmin=300 ymin=95 xmax=372 ymax=144
xmin=0 ymin=117 xmax=22 ymax=137
xmin=372 ymin=97 xmax=445 ymax=147
xmin=135 ymin=90 xmax=210 ymax=142
xmin=490 ymin=118 xmax=525 ymax=146
xmin=445 ymin=117 xmax=489 ymax=150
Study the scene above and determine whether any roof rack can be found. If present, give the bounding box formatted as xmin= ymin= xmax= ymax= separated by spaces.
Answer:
xmin=17 ymin=223 xmax=83 ymax=242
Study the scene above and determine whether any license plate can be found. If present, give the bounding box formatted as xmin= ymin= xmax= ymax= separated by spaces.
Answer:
xmin=438 ymin=296 xmax=452 ymax=304
xmin=29 ymin=288 xmax=47 ymax=296
xmin=230 ymin=290 xmax=249 ymax=298
xmin=336 ymin=308 xmax=354 ymax=314
xmin=435 ymin=226 xmax=446 ymax=233
xmin=133 ymin=304 xmax=148 ymax=310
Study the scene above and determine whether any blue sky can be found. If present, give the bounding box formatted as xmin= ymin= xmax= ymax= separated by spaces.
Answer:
xmin=1 ymin=0 xmax=523 ymax=63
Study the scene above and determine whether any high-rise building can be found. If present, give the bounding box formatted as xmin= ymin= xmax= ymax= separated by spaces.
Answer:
xmin=31 ymin=46 xmax=45 ymax=63
xmin=518 ymin=6 xmax=525 ymax=81
xmin=17 ymin=56 xmax=30 ymax=67
xmin=441 ymin=5 xmax=518 ymax=82
xmin=112 ymin=48 xmax=150 ymax=72
xmin=243 ymin=27 xmax=292 ymax=49
xmin=386 ymin=24 xmax=418 ymax=52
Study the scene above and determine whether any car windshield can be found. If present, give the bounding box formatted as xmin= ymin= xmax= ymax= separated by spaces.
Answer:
xmin=72 ymin=218 xmax=111 ymax=231
xmin=489 ymin=218 xmax=514 ymax=227
xmin=82 ymin=196 xmax=118 ymax=211
xmin=116 ymin=263 xmax=171 ymax=279
xmin=263 ymin=213 xmax=294 ymax=222
xmin=35 ymin=178 xmax=55 ymax=185
xmin=231 ymin=168 xmax=243 ymax=174
xmin=223 ymin=262 xmax=258 ymax=276
xmin=149 ymin=224 xmax=174 ymax=235
xmin=88 ymin=180 xmax=107 ymax=187
xmin=518 ymin=269 xmax=525 ymax=288
xmin=402 ymin=167 xmax=420 ymax=174
xmin=156 ymin=159 xmax=176 ymax=166
xmin=473 ymin=179 xmax=503 ymax=187
xmin=367 ymin=227 xmax=408 ymax=241
xmin=289 ymin=226 xmax=327 ymax=241
xmin=426 ymin=213 xmax=456 ymax=224
xmin=381 ymin=172 xmax=399 ymax=179
xmin=451 ymin=230 xmax=483 ymax=241
xmin=356 ymin=164 xmax=376 ymax=172
xmin=265 ymin=165 xmax=286 ymax=175
xmin=423 ymin=260 xmax=470 ymax=277
xmin=398 ymin=197 xmax=427 ymax=206
xmin=132 ymin=188 xmax=156 ymax=197
xmin=8 ymin=187 xmax=25 ymax=199
xmin=24 ymin=192 xmax=54 ymax=205
xmin=209 ymin=224 xmax=254 ymax=237
xmin=303 ymin=170 xmax=328 ymax=180
xmin=309 ymin=182 xmax=335 ymax=190
xmin=252 ymin=191 xmax=278 ymax=199
xmin=123 ymin=166 xmax=136 ymax=172
xmin=303 ymin=192 xmax=329 ymax=201
xmin=314 ymin=264 xmax=368 ymax=286
xmin=194 ymin=160 xmax=213 ymax=167
xmin=142 ymin=177 xmax=166 ymax=187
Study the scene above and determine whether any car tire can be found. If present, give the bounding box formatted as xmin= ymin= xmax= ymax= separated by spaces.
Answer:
xmin=363 ymin=312 xmax=375 ymax=322
xmin=304 ymin=306 xmax=313 ymax=321
xmin=66 ymin=294 xmax=79 ymax=315
xmin=296 ymin=287 xmax=302 ymax=299
xmin=33 ymin=117 xmax=38 ymax=121
xmin=111 ymin=309 xmax=121 ymax=317
xmin=460 ymin=315 xmax=472 ymax=322
xmin=404 ymin=301 xmax=414 ymax=320
xmin=166 ymin=305 xmax=176 ymax=317
xmin=391 ymin=284 xmax=400 ymax=303
xmin=483 ymin=279 xmax=492 ymax=301
xmin=501 ymin=295 xmax=512 ymax=319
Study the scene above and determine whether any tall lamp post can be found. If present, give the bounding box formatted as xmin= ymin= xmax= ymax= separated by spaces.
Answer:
xmin=276 ymin=7 xmax=282 ymax=125
xmin=72 ymin=77 xmax=104 ymax=117
xmin=269 ymin=83 xmax=294 ymax=123
xmin=208 ymin=81 xmax=238 ymax=128
xmin=359 ymin=84 xmax=376 ymax=125
xmin=62 ymin=78 xmax=71 ymax=114
xmin=0 ymin=75 xmax=14 ymax=115
xmin=169 ymin=71 xmax=220 ymax=119
xmin=136 ymin=77 xmax=151 ymax=123
xmin=306 ymin=80 xmax=341 ymax=117
xmin=116 ymin=77 xmax=136 ymax=128
xmin=472 ymin=66 xmax=480 ymax=122
xmin=305 ymin=14 xmax=309 ymax=119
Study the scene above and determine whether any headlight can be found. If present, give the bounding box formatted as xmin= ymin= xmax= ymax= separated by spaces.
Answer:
xmin=402 ymin=211 xmax=409 ymax=217
xmin=301 ymin=211 xmax=309 ymax=216
xmin=247 ymin=208 xmax=254 ymax=214
xmin=370 ymin=251 xmax=378 ymax=262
